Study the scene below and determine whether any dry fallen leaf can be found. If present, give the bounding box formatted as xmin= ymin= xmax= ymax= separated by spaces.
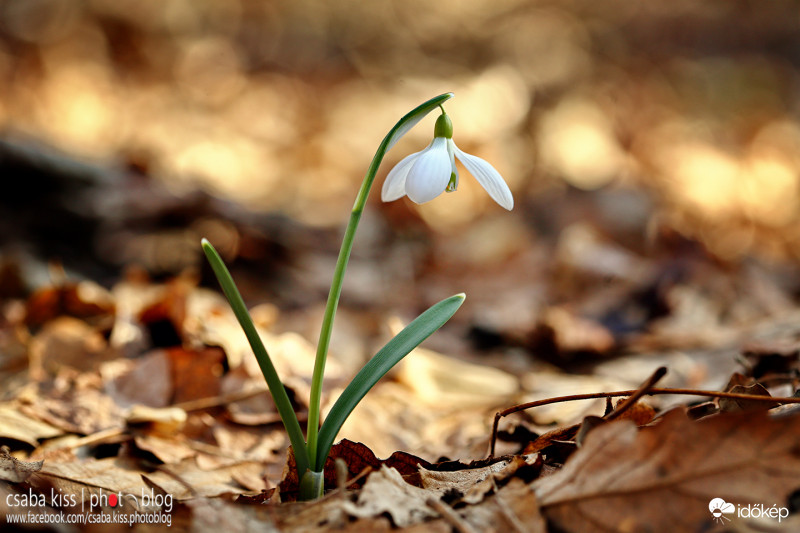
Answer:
xmin=210 ymin=422 xmax=285 ymax=466
xmin=719 ymin=383 xmax=780 ymax=413
xmin=220 ymin=366 xmax=278 ymax=425
xmin=28 ymin=317 xmax=116 ymax=379
xmin=101 ymin=350 xmax=172 ymax=408
xmin=31 ymin=456 xmax=161 ymax=512
xmin=25 ymin=281 xmax=115 ymax=330
xmin=133 ymin=433 xmax=197 ymax=464
xmin=281 ymin=456 xmax=547 ymax=532
xmin=532 ymin=306 xmax=616 ymax=356
xmin=534 ymin=408 xmax=800 ymax=532
xmin=167 ymin=346 xmax=226 ymax=404
xmin=460 ymin=478 xmax=547 ymax=533
xmin=279 ymin=439 xmax=432 ymax=500
xmin=147 ymin=458 xmax=266 ymax=500
xmin=0 ymin=447 xmax=43 ymax=482
xmin=137 ymin=274 xmax=194 ymax=348
xmin=32 ymin=456 xmax=263 ymax=511
xmin=188 ymin=496 xmax=279 ymax=533
xmin=341 ymin=465 xmax=438 ymax=528
xmin=0 ymin=402 xmax=63 ymax=446
xmin=18 ymin=371 xmax=126 ymax=434
xmin=524 ymin=399 xmax=656 ymax=455
xmin=419 ymin=454 xmax=540 ymax=505
xmin=278 ymin=465 xmax=439 ymax=531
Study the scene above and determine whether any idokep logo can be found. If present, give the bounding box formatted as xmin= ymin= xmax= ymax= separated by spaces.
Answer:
xmin=709 ymin=497 xmax=790 ymax=524
xmin=708 ymin=498 xmax=735 ymax=524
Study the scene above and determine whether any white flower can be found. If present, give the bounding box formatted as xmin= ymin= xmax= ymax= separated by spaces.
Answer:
xmin=381 ymin=112 xmax=514 ymax=210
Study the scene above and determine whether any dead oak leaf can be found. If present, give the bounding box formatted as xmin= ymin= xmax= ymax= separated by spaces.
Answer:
xmin=419 ymin=454 xmax=541 ymax=505
xmin=533 ymin=409 xmax=800 ymax=533
xmin=0 ymin=402 xmax=63 ymax=446
xmin=459 ymin=478 xmax=547 ymax=533
xmin=25 ymin=281 xmax=115 ymax=330
xmin=187 ymin=497 xmax=280 ymax=533
xmin=31 ymin=456 xmax=263 ymax=512
xmin=18 ymin=371 xmax=125 ymax=434
xmin=31 ymin=457 xmax=154 ymax=511
xmin=0 ymin=447 xmax=42 ymax=482
xmin=133 ymin=434 xmax=197 ymax=465
xmin=167 ymin=346 xmax=226 ymax=404
xmin=279 ymin=439 xmax=433 ymax=500
xmin=524 ymin=399 xmax=656 ymax=460
xmin=141 ymin=458 xmax=266 ymax=501
xmin=28 ymin=317 xmax=116 ymax=379
xmin=719 ymin=383 xmax=781 ymax=413
xmin=342 ymin=465 xmax=438 ymax=528
xmin=333 ymin=464 xmax=545 ymax=532
xmin=101 ymin=350 xmax=172 ymax=408
xmin=278 ymin=466 xmax=437 ymax=531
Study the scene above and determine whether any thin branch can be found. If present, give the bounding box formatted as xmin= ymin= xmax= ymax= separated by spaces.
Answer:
xmin=604 ymin=366 xmax=667 ymax=421
xmin=489 ymin=383 xmax=800 ymax=458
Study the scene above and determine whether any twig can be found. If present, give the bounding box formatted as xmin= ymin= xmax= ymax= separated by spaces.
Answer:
xmin=604 ymin=366 xmax=667 ymax=421
xmin=488 ymin=382 xmax=800 ymax=458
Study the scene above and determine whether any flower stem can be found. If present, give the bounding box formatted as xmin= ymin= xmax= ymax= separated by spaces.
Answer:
xmin=305 ymin=202 xmax=363 ymax=472
xmin=305 ymin=93 xmax=454 ymax=473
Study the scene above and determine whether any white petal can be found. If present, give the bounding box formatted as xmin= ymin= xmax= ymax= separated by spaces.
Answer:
xmin=405 ymin=137 xmax=451 ymax=204
xmin=382 ymin=149 xmax=423 ymax=202
xmin=446 ymin=139 xmax=458 ymax=192
xmin=452 ymin=143 xmax=514 ymax=210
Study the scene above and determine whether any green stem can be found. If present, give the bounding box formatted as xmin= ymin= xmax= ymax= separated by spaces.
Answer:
xmin=201 ymin=239 xmax=311 ymax=478
xmin=305 ymin=92 xmax=454 ymax=471
xmin=299 ymin=469 xmax=325 ymax=501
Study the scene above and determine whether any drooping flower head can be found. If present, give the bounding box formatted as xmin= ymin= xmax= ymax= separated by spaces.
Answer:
xmin=382 ymin=109 xmax=513 ymax=210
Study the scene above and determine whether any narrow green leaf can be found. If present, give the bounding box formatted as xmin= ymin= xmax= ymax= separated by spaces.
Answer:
xmin=315 ymin=293 xmax=465 ymax=468
xmin=201 ymin=239 xmax=311 ymax=478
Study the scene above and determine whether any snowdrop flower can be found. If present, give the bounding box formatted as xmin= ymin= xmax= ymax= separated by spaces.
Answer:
xmin=381 ymin=110 xmax=513 ymax=210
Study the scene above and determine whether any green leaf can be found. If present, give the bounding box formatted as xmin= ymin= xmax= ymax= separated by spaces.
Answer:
xmin=201 ymin=239 xmax=311 ymax=478
xmin=315 ymin=293 xmax=465 ymax=468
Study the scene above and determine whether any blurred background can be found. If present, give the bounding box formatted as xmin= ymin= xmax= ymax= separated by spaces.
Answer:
xmin=2 ymin=0 xmax=800 ymax=382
